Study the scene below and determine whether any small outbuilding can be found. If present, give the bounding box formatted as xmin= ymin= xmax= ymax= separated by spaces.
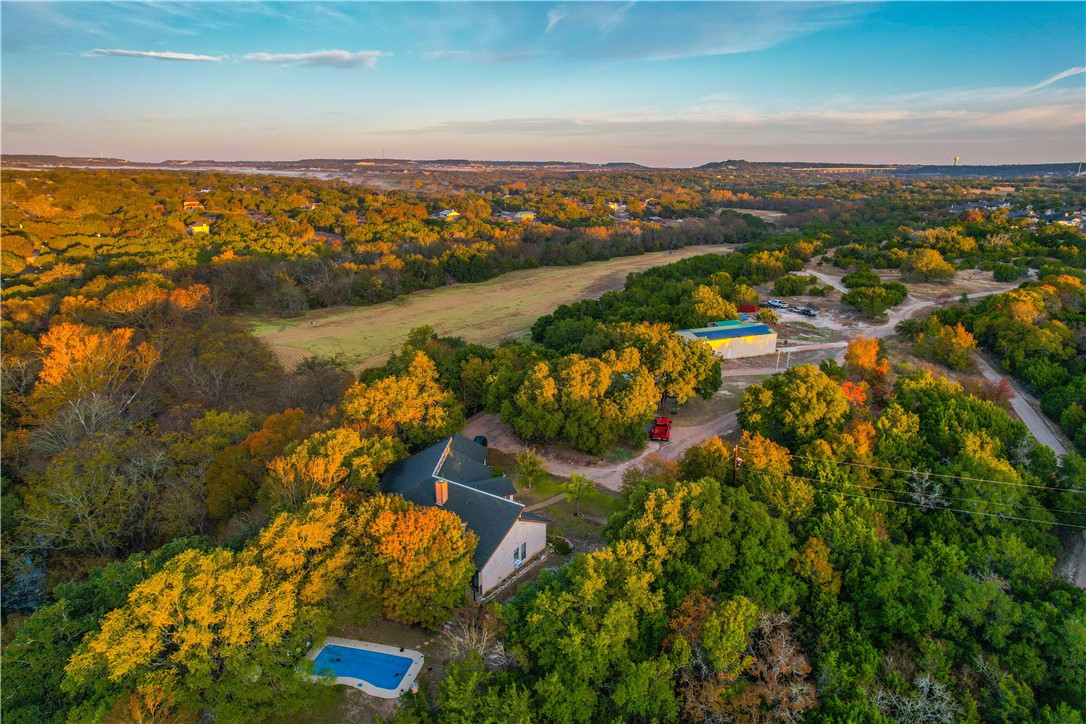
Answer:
xmin=678 ymin=320 xmax=777 ymax=359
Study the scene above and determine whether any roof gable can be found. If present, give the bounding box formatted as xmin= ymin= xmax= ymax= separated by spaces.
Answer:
xmin=379 ymin=435 xmax=532 ymax=571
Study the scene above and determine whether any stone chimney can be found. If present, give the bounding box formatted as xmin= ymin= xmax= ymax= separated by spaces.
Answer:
xmin=435 ymin=480 xmax=448 ymax=506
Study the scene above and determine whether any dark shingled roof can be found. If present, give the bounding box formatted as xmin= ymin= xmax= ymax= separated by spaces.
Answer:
xmin=437 ymin=436 xmax=494 ymax=483
xmin=380 ymin=435 xmax=531 ymax=571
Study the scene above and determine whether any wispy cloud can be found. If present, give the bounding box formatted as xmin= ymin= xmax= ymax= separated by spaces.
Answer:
xmin=545 ymin=5 xmax=567 ymax=33
xmin=85 ymin=48 xmax=223 ymax=62
xmin=4 ymin=122 xmax=53 ymax=134
xmin=243 ymin=50 xmax=385 ymax=68
xmin=424 ymin=49 xmax=540 ymax=63
xmin=1025 ymin=66 xmax=1086 ymax=92
xmin=423 ymin=2 xmax=870 ymax=64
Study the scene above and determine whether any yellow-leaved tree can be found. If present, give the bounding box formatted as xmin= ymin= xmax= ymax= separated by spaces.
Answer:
xmin=265 ymin=428 xmax=406 ymax=506
xmin=341 ymin=352 xmax=464 ymax=446
xmin=63 ymin=549 xmax=326 ymax=723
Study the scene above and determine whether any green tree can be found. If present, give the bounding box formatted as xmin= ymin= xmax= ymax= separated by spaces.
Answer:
xmin=740 ymin=364 xmax=850 ymax=446
xmin=563 ymin=473 xmax=595 ymax=517
xmin=702 ymin=596 xmax=759 ymax=677
xmin=914 ymin=318 xmax=977 ymax=370
xmin=503 ymin=363 xmax=565 ymax=442
xmin=515 ymin=449 xmax=547 ymax=490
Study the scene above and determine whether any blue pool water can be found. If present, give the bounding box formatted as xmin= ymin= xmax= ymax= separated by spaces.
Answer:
xmin=312 ymin=645 xmax=414 ymax=689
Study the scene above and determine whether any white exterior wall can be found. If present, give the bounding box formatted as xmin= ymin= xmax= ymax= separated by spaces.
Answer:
xmin=711 ymin=332 xmax=778 ymax=359
xmin=478 ymin=519 xmax=547 ymax=594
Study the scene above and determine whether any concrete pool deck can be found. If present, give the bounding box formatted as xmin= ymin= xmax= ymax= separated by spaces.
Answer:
xmin=306 ymin=636 xmax=425 ymax=699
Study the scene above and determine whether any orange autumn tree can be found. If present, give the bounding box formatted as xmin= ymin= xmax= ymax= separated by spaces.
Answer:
xmin=840 ymin=380 xmax=869 ymax=408
xmin=844 ymin=335 xmax=889 ymax=385
xmin=204 ymin=408 xmax=310 ymax=522
xmin=793 ymin=537 xmax=842 ymax=597
xmin=739 ymin=431 xmax=814 ymax=520
xmin=252 ymin=495 xmax=477 ymax=629
xmin=356 ymin=496 xmax=478 ymax=628
xmin=30 ymin=323 xmax=159 ymax=444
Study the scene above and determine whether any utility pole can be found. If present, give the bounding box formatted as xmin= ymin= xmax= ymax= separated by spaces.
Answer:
xmin=732 ymin=446 xmax=742 ymax=487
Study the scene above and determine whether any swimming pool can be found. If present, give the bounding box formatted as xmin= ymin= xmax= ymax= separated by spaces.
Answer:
xmin=313 ymin=645 xmax=413 ymax=689
xmin=306 ymin=637 xmax=425 ymax=698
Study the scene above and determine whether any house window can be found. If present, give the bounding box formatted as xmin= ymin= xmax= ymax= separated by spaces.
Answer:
xmin=513 ymin=546 xmax=521 ymax=563
xmin=520 ymin=542 xmax=527 ymax=560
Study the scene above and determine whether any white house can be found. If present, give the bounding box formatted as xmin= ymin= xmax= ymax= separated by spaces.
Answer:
xmin=380 ymin=435 xmax=547 ymax=598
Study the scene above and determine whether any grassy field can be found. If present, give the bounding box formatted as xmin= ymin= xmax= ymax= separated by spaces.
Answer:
xmin=249 ymin=245 xmax=738 ymax=371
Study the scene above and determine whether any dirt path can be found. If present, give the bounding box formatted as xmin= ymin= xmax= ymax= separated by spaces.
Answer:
xmin=806 ymin=269 xmax=849 ymax=293
xmin=461 ymin=285 xmax=1028 ymax=493
xmin=463 ymin=410 xmax=740 ymax=492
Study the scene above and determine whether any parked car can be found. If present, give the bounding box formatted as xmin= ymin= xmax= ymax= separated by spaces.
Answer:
xmin=767 ymin=299 xmax=787 ymax=309
xmin=798 ymin=308 xmax=817 ymax=318
xmin=649 ymin=416 xmax=672 ymax=442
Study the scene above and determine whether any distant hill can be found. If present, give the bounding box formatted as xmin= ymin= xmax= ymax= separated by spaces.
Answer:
xmin=3 ymin=155 xmax=1081 ymax=178
xmin=893 ymin=163 xmax=1083 ymax=178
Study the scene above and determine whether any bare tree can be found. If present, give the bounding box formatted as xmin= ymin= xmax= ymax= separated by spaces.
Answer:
xmin=907 ymin=471 xmax=947 ymax=512
xmin=440 ymin=606 xmax=512 ymax=670
xmin=720 ymin=612 xmax=817 ymax=723
xmin=872 ymin=674 xmax=960 ymax=724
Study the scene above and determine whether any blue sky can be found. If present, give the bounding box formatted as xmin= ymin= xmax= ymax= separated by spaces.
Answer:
xmin=3 ymin=1 xmax=1084 ymax=165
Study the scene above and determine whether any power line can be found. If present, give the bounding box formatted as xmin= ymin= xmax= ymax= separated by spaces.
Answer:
xmin=739 ymin=446 xmax=1086 ymax=496
xmin=729 ymin=448 xmax=1086 ymax=528
xmin=811 ymin=487 xmax=1086 ymax=530
xmin=765 ymin=468 xmax=1086 ymax=521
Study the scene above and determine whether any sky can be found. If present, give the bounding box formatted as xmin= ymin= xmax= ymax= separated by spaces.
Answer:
xmin=2 ymin=1 xmax=1084 ymax=166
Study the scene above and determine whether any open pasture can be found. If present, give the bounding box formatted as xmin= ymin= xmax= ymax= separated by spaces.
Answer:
xmin=251 ymin=244 xmax=737 ymax=370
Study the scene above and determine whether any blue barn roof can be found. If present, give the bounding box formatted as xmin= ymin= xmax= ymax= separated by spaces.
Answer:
xmin=688 ymin=323 xmax=774 ymax=340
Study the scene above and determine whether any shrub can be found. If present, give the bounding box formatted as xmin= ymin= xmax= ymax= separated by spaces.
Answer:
xmin=993 ymin=263 xmax=1023 ymax=282
xmin=550 ymin=536 xmax=573 ymax=555
xmin=842 ymin=269 xmax=882 ymax=289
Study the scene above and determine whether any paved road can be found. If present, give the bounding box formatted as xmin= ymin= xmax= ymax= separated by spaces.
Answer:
xmin=972 ymin=354 xmax=1069 ymax=456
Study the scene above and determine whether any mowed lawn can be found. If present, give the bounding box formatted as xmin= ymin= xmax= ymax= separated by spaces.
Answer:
xmin=250 ymin=245 xmax=737 ymax=371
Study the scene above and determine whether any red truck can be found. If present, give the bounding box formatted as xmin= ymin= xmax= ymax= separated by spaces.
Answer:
xmin=649 ymin=416 xmax=672 ymax=442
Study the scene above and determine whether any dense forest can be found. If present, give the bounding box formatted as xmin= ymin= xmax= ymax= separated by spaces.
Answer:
xmin=420 ymin=345 xmax=1086 ymax=722
xmin=2 ymin=166 xmax=1084 ymax=722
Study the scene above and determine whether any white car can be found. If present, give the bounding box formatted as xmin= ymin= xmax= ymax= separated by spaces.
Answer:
xmin=767 ymin=299 xmax=788 ymax=309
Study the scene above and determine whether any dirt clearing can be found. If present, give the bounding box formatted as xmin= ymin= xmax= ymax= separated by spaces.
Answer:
xmin=250 ymin=245 xmax=738 ymax=371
